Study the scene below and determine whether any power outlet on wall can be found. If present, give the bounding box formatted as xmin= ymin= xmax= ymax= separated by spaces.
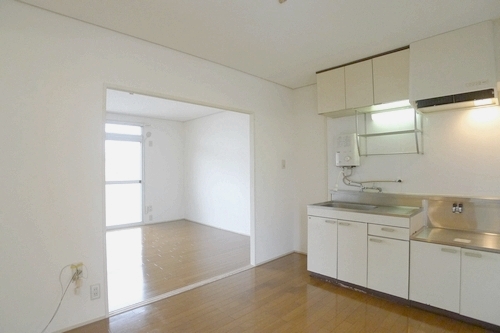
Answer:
xmin=90 ymin=284 xmax=100 ymax=300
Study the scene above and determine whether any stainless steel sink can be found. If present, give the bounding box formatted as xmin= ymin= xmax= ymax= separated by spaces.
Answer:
xmin=318 ymin=202 xmax=378 ymax=210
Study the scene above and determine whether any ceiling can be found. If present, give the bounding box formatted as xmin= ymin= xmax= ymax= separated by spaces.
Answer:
xmin=106 ymin=89 xmax=224 ymax=122
xmin=18 ymin=0 xmax=500 ymax=89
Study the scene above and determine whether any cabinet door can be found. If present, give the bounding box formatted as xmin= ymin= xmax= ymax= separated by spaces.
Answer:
xmin=460 ymin=249 xmax=500 ymax=326
xmin=345 ymin=60 xmax=373 ymax=109
xmin=409 ymin=241 xmax=460 ymax=313
xmin=338 ymin=220 xmax=367 ymax=287
xmin=317 ymin=68 xmax=345 ymax=114
xmin=307 ymin=216 xmax=337 ymax=278
xmin=373 ymin=49 xmax=409 ymax=105
xmin=368 ymin=236 xmax=409 ymax=299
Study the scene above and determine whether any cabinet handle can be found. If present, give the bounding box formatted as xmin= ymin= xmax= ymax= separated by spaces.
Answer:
xmin=441 ymin=248 xmax=458 ymax=254
xmin=381 ymin=227 xmax=395 ymax=232
xmin=464 ymin=252 xmax=482 ymax=258
xmin=339 ymin=222 xmax=350 ymax=226
xmin=324 ymin=219 xmax=336 ymax=224
xmin=369 ymin=238 xmax=383 ymax=243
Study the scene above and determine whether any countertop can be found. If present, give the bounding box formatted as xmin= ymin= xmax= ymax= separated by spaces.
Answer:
xmin=411 ymin=227 xmax=500 ymax=254
xmin=309 ymin=201 xmax=422 ymax=218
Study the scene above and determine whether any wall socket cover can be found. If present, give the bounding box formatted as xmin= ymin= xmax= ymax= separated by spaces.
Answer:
xmin=90 ymin=284 xmax=100 ymax=300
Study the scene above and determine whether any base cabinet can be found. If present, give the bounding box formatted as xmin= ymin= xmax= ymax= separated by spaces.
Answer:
xmin=338 ymin=220 xmax=367 ymax=287
xmin=307 ymin=216 xmax=338 ymax=278
xmin=410 ymin=241 xmax=461 ymax=313
xmin=460 ymin=249 xmax=500 ymax=326
xmin=368 ymin=236 xmax=409 ymax=299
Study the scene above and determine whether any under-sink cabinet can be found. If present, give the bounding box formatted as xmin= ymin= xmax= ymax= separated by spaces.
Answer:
xmin=410 ymin=240 xmax=500 ymax=326
xmin=307 ymin=216 xmax=338 ymax=278
xmin=307 ymin=204 xmax=423 ymax=300
xmin=337 ymin=220 xmax=367 ymax=287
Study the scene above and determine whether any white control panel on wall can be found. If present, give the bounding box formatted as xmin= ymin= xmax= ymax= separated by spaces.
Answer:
xmin=336 ymin=133 xmax=360 ymax=167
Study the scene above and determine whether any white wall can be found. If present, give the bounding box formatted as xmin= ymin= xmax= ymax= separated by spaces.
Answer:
xmin=184 ymin=111 xmax=251 ymax=235
xmin=291 ymin=85 xmax=329 ymax=253
xmin=327 ymin=106 xmax=500 ymax=197
xmin=0 ymin=1 xmax=296 ymax=332
xmin=106 ymin=113 xmax=185 ymax=223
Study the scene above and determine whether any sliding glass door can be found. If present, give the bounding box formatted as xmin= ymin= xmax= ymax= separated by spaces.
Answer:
xmin=105 ymin=123 xmax=143 ymax=228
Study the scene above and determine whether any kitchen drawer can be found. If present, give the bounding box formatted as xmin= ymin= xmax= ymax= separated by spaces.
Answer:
xmin=368 ymin=224 xmax=409 ymax=240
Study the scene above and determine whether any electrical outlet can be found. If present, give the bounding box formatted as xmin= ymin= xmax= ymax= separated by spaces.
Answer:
xmin=71 ymin=262 xmax=84 ymax=294
xmin=71 ymin=262 xmax=83 ymax=281
xmin=90 ymin=284 xmax=100 ymax=300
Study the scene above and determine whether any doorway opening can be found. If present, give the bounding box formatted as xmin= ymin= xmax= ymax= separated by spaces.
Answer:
xmin=104 ymin=88 xmax=254 ymax=313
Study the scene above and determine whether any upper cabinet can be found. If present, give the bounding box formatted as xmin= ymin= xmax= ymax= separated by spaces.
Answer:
xmin=317 ymin=48 xmax=410 ymax=118
xmin=345 ymin=60 xmax=373 ymax=109
xmin=317 ymin=67 xmax=345 ymax=114
xmin=373 ymin=49 xmax=409 ymax=105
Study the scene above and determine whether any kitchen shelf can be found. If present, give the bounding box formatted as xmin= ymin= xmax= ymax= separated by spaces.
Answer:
xmin=358 ymin=129 xmax=422 ymax=138
xmin=355 ymin=108 xmax=423 ymax=156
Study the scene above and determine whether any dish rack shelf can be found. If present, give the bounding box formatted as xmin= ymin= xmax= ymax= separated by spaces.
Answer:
xmin=355 ymin=108 xmax=423 ymax=156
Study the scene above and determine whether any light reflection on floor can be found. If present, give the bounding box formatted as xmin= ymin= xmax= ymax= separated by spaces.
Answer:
xmin=106 ymin=227 xmax=144 ymax=312
xmin=106 ymin=220 xmax=250 ymax=312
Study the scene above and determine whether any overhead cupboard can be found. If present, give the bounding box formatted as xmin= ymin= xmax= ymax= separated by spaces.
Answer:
xmin=316 ymin=48 xmax=410 ymax=118
xmin=317 ymin=20 xmax=498 ymax=117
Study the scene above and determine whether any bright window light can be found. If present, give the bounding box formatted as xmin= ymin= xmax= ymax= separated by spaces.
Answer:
xmin=105 ymin=140 xmax=142 ymax=181
xmin=105 ymin=183 xmax=142 ymax=226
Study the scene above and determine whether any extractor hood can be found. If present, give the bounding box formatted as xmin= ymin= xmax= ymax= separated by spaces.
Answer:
xmin=409 ymin=20 xmax=498 ymax=112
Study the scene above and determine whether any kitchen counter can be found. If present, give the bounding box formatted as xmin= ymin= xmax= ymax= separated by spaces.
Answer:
xmin=411 ymin=227 xmax=500 ymax=254
xmin=310 ymin=201 xmax=422 ymax=218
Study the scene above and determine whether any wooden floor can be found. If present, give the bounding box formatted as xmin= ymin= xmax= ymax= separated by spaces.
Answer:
xmin=70 ymin=253 xmax=489 ymax=333
xmin=106 ymin=220 xmax=250 ymax=311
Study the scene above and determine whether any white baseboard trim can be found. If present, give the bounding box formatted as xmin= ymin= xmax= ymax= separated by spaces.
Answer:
xmin=255 ymin=251 xmax=298 ymax=266
xmin=54 ymin=315 xmax=107 ymax=333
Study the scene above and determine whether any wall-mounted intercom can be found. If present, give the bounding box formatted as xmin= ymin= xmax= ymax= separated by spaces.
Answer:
xmin=336 ymin=133 xmax=360 ymax=167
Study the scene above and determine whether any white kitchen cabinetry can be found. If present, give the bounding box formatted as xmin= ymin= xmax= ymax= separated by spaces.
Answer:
xmin=460 ymin=249 xmax=500 ymax=326
xmin=373 ymin=49 xmax=409 ymax=105
xmin=317 ymin=67 xmax=345 ymax=114
xmin=307 ymin=216 xmax=338 ymax=278
xmin=316 ymin=49 xmax=409 ymax=117
xmin=367 ymin=235 xmax=409 ymax=299
xmin=410 ymin=241 xmax=461 ymax=313
xmin=345 ymin=60 xmax=373 ymax=109
xmin=337 ymin=220 xmax=367 ymax=287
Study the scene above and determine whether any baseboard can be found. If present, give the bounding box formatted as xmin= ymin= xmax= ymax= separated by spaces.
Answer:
xmin=54 ymin=315 xmax=107 ymax=333
xmin=255 ymin=251 xmax=298 ymax=266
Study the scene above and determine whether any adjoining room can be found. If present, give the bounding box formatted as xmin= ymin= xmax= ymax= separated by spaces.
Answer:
xmin=104 ymin=89 xmax=253 ymax=312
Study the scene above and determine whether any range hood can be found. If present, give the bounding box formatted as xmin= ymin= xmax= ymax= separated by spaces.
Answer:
xmin=409 ymin=20 xmax=498 ymax=112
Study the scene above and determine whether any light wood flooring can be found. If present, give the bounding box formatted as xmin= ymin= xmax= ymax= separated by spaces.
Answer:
xmin=70 ymin=253 xmax=489 ymax=333
xmin=106 ymin=220 xmax=250 ymax=311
